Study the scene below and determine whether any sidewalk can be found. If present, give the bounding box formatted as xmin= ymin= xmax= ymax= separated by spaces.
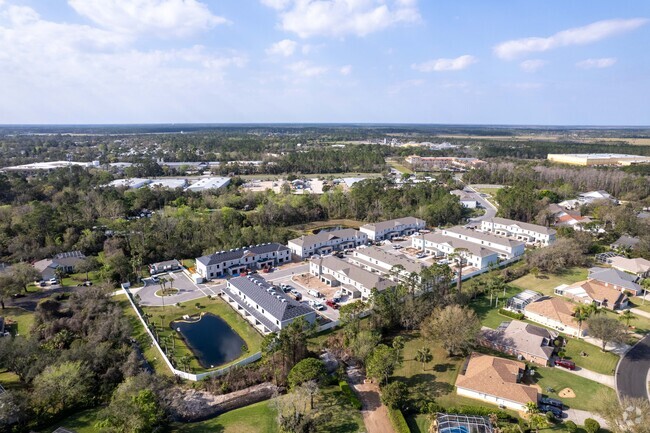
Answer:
xmin=631 ymin=307 xmax=650 ymax=320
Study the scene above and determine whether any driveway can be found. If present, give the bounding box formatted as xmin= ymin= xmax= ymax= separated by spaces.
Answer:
xmin=616 ymin=334 xmax=650 ymax=402
xmin=559 ymin=366 xmax=616 ymax=388
xmin=564 ymin=409 xmax=608 ymax=428
xmin=465 ymin=185 xmax=498 ymax=223
xmin=347 ymin=366 xmax=395 ymax=433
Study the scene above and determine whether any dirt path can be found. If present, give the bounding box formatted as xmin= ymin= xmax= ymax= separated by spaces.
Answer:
xmin=347 ymin=366 xmax=396 ymax=433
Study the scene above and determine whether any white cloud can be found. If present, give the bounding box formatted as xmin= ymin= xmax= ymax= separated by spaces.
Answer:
xmin=576 ymin=57 xmax=617 ymax=69
xmin=266 ymin=39 xmax=298 ymax=57
xmin=339 ymin=65 xmax=352 ymax=75
xmin=519 ymin=59 xmax=546 ymax=72
xmin=494 ymin=18 xmax=648 ymax=60
xmin=287 ymin=60 xmax=328 ymax=77
xmin=68 ymin=0 xmax=228 ymax=37
xmin=262 ymin=0 xmax=420 ymax=38
xmin=412 ymin=55 xmax=477 ymax=72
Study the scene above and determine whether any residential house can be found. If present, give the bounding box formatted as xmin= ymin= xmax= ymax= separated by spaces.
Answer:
xmin=195 ymin=243 xmax=291 ymax=280
xmin=455 ymin=353 xmax=538 ymax=411
xmin=611 ymin=235 xmax=641 ymax=252
xmin=480 ymin=217 xmax=556 ymax=246
xmin=547 ymin=204 xmax=593 ymax=230
xmin=33 ymin=251 xmax=86 ymax=280
xmin=359 ymin=217 xmax=426 ymax=241
xmin=609 ymin=256 xmax=650 ymax=278
xmin=524 ymin=297 xmax=586 ymax=337
xmin=588 ymin=267 xmax=643 ymax=295
xmin=412 ymin=232 xmax=500 ymax=270
xmin=440 ymin=226 xmax=525 ymax=259
xmin=222 ymin=275 xmax=315 ymax=334
xmin=554 ymin=280 xmax=629 ymax=310
xmin=451 ymin=190 xmax=479 ymax=208
xmin=578 ymin=190 xmax=616 ymax=204
xmin=149 ymin=259 xmax=182 ymax=275
xmin=288 ymin=229 xmax=367 ymax=259
xmin=480 ymin=320 xmax=558 ymax=366
xmin=309 ymin=255 xmax=396 ymax=300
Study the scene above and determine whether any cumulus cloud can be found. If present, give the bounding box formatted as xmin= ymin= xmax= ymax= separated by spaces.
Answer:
xmin=68 ymin=0 xmax=228 ymax=37
xmin=519 ymin=59 xmax=546 ymax=72
xmin=287 ymin=60 xmax=328 ymax=77
xmin=339 ymin=65 xmax=352 ymax=75
xmin=494 ymin=18 xmax=648 ymax=60
xmin=412 ymin=55 xmax=477 ymax=72
xmin=576 ymin=57 xmax=617 ymax=69
xmin=262 ymin=0 xmax=420 ymax=38
xmin=266 ymin=39 xmax=298 ymax=57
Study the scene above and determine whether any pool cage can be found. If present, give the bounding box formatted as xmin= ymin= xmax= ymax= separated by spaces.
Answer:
xmin=433 ymin=413 xmax=494 ymax=433
xmin=506 ymin=289 xmax=543 ymax=312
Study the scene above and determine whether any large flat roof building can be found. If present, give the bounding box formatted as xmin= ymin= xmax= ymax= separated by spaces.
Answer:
xmin=548 ymin=153 xmax=650 ymax=166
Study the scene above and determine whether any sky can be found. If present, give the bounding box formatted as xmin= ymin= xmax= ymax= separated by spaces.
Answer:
xmin=0 ymin=0 xmax=649 ymax=125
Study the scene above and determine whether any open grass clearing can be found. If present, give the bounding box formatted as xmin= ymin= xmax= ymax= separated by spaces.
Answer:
xmin=0 ymin=369 xmax=24 ymax=391
xmin=510 ymin=268 xmax=589 ymax=297
xmin=2 ymin=306 xmax=34 ymax=337
xmin=175 ymin=400 xmax=278 ymax=433
xmin=561 ymin=337 xmax=619 ymax=375
xmin=61 ymin=271 xmax=103 ymax=288
xmin=386 ymin=158 xmax=413 ymax=174
xmin=47 ymin=408 xmax=103 ymax=433
xmin=471 ymin=285 xmax=522 ymax=330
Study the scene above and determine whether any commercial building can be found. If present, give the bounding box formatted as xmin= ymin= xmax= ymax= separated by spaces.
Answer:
xmin=288 ymin=229 xmax=368 ymax=259
xmin=455 ymin=353 xmax=538 ymax=411
xmin=109 ymin=178 xmax=152 ymax=189
xmin=222 ymin=275 xmax=315 ymax=334
xmin=405 ymin=155 xmax=486 ymax=171
xmin=195 ymin=243 xmax=291 ymax=280
xmin=309 ymin=255 xmax=396 ymax=300
xmin=440 ymin=226 xmax=525 ymax=259
xmin=350 ymin=246 xmax=427 ymax=282
xmin=523 ymin=297 xmax=585 ymax=337
xmin=148 ymin=179 xmax=187 ymax=189
xmin=548 ymin=153 xmax=650 ymax=166
xmin=185 ymin=177 xmax=231 ymax=192
xmin=480 ymin=217 xmax=556 ymax=246
xmin=359 ymin=217 xmax=426 ymax=241
xmin=412 ymin=232 xmax=500 ymax=270
xmin=480 ymin=320 xmax=557 ymax=366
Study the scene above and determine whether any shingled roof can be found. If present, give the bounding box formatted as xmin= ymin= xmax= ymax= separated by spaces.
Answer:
xmin=197 ymin=243 xmax=289 ymax=267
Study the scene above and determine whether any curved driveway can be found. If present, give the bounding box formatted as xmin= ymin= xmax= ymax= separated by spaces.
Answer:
xmin=616 ymin=334 xmax=650 ymax=401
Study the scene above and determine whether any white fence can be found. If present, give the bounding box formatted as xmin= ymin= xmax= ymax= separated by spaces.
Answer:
xmin=460 ymin=256 xmax=522 ymax=281
xmin=121 ymin=284 xmax=262 ymax=381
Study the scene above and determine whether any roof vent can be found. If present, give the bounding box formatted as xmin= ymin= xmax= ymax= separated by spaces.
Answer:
xmin=280 ymin=298 xmax=287 ymax=303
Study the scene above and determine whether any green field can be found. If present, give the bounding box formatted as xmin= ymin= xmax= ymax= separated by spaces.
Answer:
xmin=175 ymin=401 xmax=279 ymax=433
xmin=0 ymin=370 xmax=23 ymax=391
xmin=47 ymin=408 xmax=103 ymax=433
xmin=471 ymin=285 xmax=523 ymax=329
xmin=61 ymin=271 xmax=103 ymax=288
xmin=386 ymin=158 xmax=413 ymax=174
xmin=2 ymin=306 xmax=34 ymax=337
xmin=511 ymin=268 xmax=589 ymax=296
xmin=130 ymin=295 xmax=264 ymax=373
xmin=561 ymin=337 xmax=619 ymax=375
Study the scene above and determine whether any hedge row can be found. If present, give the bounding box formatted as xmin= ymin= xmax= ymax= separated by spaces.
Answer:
xmin=387 ymin=407 xmax=410 ymax=433
xmin=339 ymin=381 xmax=362 ymax=410
xmin=499 ymin=309 xmax=525 ymax=320
xmin=425 ymin=402 xmax=513 ymax=421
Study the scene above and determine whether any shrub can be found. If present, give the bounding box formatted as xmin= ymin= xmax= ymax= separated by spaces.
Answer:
xmin=545 ymin=411 xmax=556 ymax=423
xmin=584 ymin=418 xmax=600 ymax=433
xmin=339 ymin=381 xmax=362 ymax=410
xmin=387 ymin=407 xmax=410 ymax=433
xmin=499 ymin=309 xmax=525 ymax=320
xmin=381 ymin=381 xmax=408 ymax=410
xmin=564 ymin=420 xmax=577 ymax=433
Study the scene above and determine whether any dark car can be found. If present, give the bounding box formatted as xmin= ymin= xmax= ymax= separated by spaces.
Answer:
xmin=540 ymin=397 xmax=563 ymax=408
xmin=539 ymin=404 xmax=562 ymax=419
xmin=554 ymin=359 xmax=576 ymax=370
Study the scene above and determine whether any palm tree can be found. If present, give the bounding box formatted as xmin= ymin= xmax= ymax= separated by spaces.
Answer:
xmin=619 ymin=309 xmax=635 ymax=333
xmin=415 ymin=347 xmax=433 ymax=371
xmin=573 ymin=304 xmax=592 ymax=338
xmin=451 ymin=248 xmax=469 ymax=294
xmin=525 ymin=401 xmax=539 ymax=415
xmin=642 ymin=279 xmax=650 ymax=305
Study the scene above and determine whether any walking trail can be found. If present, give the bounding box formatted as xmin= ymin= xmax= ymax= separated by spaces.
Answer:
xmin=346 ymin=366 xmax=395 ymax=433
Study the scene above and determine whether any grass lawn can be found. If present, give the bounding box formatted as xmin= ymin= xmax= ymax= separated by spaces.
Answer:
xmin=2 ymin=306 xmax=34 ymax=337
xmin=62 ymin=271 xmax=102 ymax=288
xmin=561 ymin=337 xmax=619 ymax=375
xmin=139 ymin=296 xmax=264 ymax=373
xmin=286 ymin=219 xmax=366 ymax=233
xmin=629 ymin=297 xmax=650 ymax=313
xmin=511 ymin=268 xmax=589 ymax=297
xmin=0 ymin=369 xmax=24 ymax=390
xmin=471 ymin=285 xmax=522 ymax=329
xmin=386 ymin=158 xmax=413 ymax=174
xmin=532 ymin=365 xmax=617 ymax=412
xmin=47 ymin=408 xmax=103 ymax=433
xmin=175 ymin=401 xmax=278 ymax=433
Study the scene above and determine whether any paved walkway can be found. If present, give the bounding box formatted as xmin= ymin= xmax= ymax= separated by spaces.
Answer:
xmin=631 ymin=307 xmax=650 ymax=320
xmin=347 ymin=366 xmax=395 ymax=433
xmin=559 ymin=366 xmax=616 ymax=388
xmin=617 ymin=334 xmax=650 ymax=402
xmin=564 ymin=409 xmax=608 ymax=428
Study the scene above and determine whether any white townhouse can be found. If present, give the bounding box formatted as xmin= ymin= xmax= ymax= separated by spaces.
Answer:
xmin=288 ymin=229 xmax=367 ymax=259
xmin=359 ymin=217 xmax=426 ymax=241
xmin=223 ymin=275 xmax=315 ymax=334
xmin=351 ymin=246 xmax=427 ymax=282
xmin=412 ymin=232 xmax=500 ymax=270
xmin=309 ymin=255 xmax=396 ymax=300
xmin=440 ymin=226 xmax=525 ymax=259
xmin=195 ymin=243 xmax=291 ymax=280
xmin=480 ymin=217 xmax=556 ymax=246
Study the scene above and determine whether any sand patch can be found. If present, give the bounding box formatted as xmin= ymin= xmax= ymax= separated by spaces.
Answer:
xmin=559 ymin=387 xmax=576 ymax=398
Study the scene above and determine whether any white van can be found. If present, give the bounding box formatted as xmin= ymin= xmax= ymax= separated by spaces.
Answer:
xmin=308 ymin=289 xmax=322 ymax=298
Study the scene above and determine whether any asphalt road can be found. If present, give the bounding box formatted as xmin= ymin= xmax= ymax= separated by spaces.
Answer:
xmin=616 ymin=334 xmax=650 ymax=401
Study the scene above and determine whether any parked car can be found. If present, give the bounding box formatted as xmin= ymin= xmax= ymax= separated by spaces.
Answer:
xmin=326 ymin=300 xmax=339 ymax=309
xmin=554 ymin=359 xmax=576 ymax=370
xmin=540 ymin=397 xmax=563 ymax=408
xmin=49 ymin=278 xmax=59 ymax=285
xmin=415 ymin=253 xmax=426 ymax=258
xmin=313 ymin=303 xmax=326 ymax=311
xmin=539 ymin=404 xmax=562 ymax=418
xmin=392 ymin=244 xmax=403 ymax=249
xmin=280 ymin=284 xmax=292 ymax=292
xmin=290 ymin=290 xmax=302 ymax=301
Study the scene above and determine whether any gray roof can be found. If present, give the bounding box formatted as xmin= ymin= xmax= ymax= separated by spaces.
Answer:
xmin=360 ymin=217 xmax=425 ymax=233
xmin=423 ymin=232 xmax=500 ymax=258
xmin=444 ymin=226 xmax=525 ymax=249
xmin=354 ymin=246 xmax=426 ymax=274
xmin=450 ymin=190 xmax=477 ymax=201
xmin=289 ymin=229 xmax=365 ymax=248
xmin=313 ymin=255 xmax=395 ymax=291
xmin=483 ymin=217 xmax=556 ymax=236
xmin=611 ymin=235 xmax=641 ymax=249
xmin=197 ymin=243 xmax=289 ymax=267
xmin=482 ymin=320 xmax=556 ymax=361
xmin=588 ymin=267 xmax=642 ymax=292
xmin=227 ymin=275 xmax=313 ymax=322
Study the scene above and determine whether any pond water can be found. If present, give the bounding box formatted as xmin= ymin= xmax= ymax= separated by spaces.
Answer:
xmin=313 ymin=225 xmax=353 ymax=234
xmin=172 ymin=313 xmax=246 ymax=369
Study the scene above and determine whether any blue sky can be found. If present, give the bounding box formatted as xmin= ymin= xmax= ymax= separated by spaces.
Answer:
xmin=0 ymin=0 xmax=649 ymax=125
